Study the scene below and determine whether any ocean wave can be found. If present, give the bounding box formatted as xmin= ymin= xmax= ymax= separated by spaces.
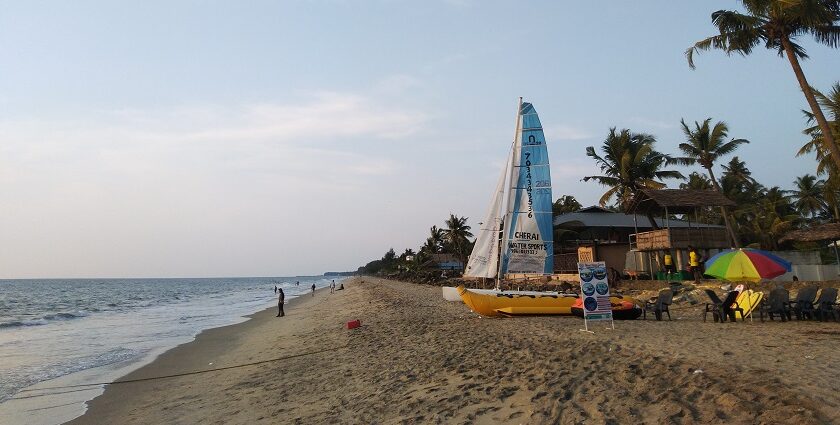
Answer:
xmin=0 ymin=311 xmax=90 ymax=328
xmin=0 ymin=319 xmax=48 ymax=328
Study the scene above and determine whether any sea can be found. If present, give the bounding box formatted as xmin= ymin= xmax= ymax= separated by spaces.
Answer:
xmin=0 ymin=275 xmax=344 ymax=425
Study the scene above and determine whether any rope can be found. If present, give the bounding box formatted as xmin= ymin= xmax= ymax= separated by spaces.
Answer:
xmin=16 ymin=344 xmax=346 ymax=396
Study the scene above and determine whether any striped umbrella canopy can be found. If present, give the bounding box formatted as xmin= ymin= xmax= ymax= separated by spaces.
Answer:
xmin=704 ymin=249 xmax=792 ymax=281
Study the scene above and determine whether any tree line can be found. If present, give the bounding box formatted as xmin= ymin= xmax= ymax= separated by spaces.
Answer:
xmin=358 ymin=214 xmax=474 ymax=275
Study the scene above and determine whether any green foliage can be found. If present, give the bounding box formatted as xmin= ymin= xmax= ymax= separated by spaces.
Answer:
xmin=420 ymin=225 xmax=445 ymax=254
xmin=442 ymin=214 xmax=474 ymax=267
xmin=583 ymin=128 xmax=684 ymax=211
xmin=680 ymin=172 xmax=713 ymax=190
xmin=788 ymin=174 xmax=827 ymax=217
xmin=799 ymin=83 xmax=840 ymax=176
xmin=686 ymin=0 xmax=840 ymax=68
xmin=673 ymin=118 xmax=749 ymax=171
xmin=553 ymin=195 xmax=582 ymax=216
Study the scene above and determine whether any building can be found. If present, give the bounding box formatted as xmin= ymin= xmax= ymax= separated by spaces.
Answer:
xmin=429 ymin=254 xmax=464 ymax=271
xmin=553 ymin=205 xmax=725 ymax=275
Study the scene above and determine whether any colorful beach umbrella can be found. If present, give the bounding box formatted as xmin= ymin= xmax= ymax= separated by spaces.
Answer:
xmin=704 ymin=249 xmax=792 ymax=281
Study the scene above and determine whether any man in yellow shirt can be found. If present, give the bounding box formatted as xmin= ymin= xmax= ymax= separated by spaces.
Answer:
xmin=663 ymin=252 xmax=675 ymax=278
xmin=688 ymin=245 xmax=701 ymax=282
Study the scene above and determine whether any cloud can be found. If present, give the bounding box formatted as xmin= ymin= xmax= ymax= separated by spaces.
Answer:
xmin=0 ymin=91 xmax=427 ymax=181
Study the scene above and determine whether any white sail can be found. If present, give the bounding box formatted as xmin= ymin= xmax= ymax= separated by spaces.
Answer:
xmin=463 ymin=150 xmax=511 ymax=278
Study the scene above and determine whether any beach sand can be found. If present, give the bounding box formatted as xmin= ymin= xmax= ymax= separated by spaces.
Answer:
xmin=67 ymin=277 xmax=839 ymax=424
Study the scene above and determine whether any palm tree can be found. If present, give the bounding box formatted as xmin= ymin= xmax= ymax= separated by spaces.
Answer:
xmin=420 ymin=225 xmax=445 ymax=254
xmin=680 ymin=173 xmax=720 ymax=224
xmin=400 ymin=248 xmax=416 ymax=260
xmin=721 ymin=156 xmax=756 ymax=186
xmin=583 ymin=128 xmax=684 ymax=213
xmin=686 ymin=0 xmax=840 ymax=170
xmin=672 ymin=118 xmax=749 ymax=247
xmin=552 ymin=195 xmax=582 ymax=216
xmin=788 ymin=174 xmax=827 ymax=218
xmin=746 ymin=198 xmax=798 ymax=250
xmin=799 ymin=83 xmax=840 ymax=176
xmin=680 ymin=172 xmax=713 ymax=190
xmin=442 ymin=214 xmax=473 ymax=268
xmin=823 ymin=174 xmax=840 ymax=221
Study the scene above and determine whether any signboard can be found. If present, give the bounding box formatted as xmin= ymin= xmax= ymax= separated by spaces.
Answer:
xmin=577 ymin=261 xmax=614 ymax=331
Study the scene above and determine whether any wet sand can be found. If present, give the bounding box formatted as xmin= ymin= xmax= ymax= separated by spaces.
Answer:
xmin=68 ymin=277 xmax=839 ymax=424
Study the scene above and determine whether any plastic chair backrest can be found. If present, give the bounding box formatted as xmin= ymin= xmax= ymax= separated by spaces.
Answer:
xmin=721 ymin=290 xmax=739 ymax=306
xmin=816 ymin=287 xmax=838 ymax=306
xmin=705 ymin=289 xmax=722 ymax=305
xmin=796 ymin=286 xmax=819 ymax=303
xmin=768 ymin=287 xmax=789 ymax=310
xmin=657 ymin=289 xmax=673 ymax=308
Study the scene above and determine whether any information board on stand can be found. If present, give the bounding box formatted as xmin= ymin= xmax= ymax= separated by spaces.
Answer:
xmin=577 ymin=261 xmax=615 ymax=332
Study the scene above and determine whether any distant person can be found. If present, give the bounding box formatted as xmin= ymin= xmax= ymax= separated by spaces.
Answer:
xmin=274 ymin=285 xmax=277 ymax=294
xmin=296 ymin=281 xmax=300 ymax=286
xmin=276 ymin=288 xmax=285 ymax=317
xmin=688 ymin=245 xmax=701 ymax=282
xmin=663 ymin=253 xmax=675 ymax=277
xmin=330 ymin=280 xmax=336 ymax=294
xmin=311 ymin=283 xmax=316 ymax=296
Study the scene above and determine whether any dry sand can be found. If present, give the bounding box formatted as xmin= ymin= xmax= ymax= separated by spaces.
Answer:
xmin=67 ymin=277 xmax=839 ymax=424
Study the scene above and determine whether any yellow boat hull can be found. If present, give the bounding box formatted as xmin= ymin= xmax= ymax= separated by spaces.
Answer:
xmin=457 ymin=286 xmax=578 ymax=317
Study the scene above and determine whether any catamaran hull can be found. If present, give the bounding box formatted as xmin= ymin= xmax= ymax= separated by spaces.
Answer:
xmin=457 ymin=286 xmax=577 ymax=317
xmin=443 ymin=286 xmax=561 ymax=303
xmin=442 ymin=286 xmax=463 ymax=302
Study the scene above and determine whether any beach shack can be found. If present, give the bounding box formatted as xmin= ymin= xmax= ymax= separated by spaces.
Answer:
xmin=552 ymin=205 xmax=725 ymax=277
xmin=625 ymin=189 xmax=734 ymax=279
xmin=430 ymin=253 xmax=464 ymax=271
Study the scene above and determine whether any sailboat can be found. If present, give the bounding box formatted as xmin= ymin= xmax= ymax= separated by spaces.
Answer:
xmin=443 ymin=99 xmax=575 ymax=315
xmin=442 ymin=99 xmax=557 ymax=302
xmin=448 ymin=99 xmax=639 ymax=317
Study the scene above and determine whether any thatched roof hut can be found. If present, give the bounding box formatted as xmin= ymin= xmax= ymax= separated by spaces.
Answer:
xmin=779 ymin=223 xmax=840 ymax=243
xmin=626 ymin=188 xmax=735 ymax=215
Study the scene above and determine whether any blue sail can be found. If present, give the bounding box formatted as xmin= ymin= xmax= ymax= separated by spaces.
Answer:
xmin=501 ymin=102 xmax=554 ymax=275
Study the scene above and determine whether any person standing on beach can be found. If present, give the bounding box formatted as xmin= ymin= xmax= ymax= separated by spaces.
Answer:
xmin=330 ymin=280 xmax=335 ymax=294
xmin=274 ymin=285 xmax=277 ymax=294
xmin=688 ymin=246 xmax=701 ymax=282
xmin=311 ymin=283 xmax=316 ymax=296
xmin=664 ymin=253 xmax=675 ymax=278
xmin=276 ymin=288 xmax=285 ymax=317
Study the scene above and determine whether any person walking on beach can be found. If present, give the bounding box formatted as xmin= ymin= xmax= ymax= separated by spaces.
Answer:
xmin=330 ymin=280 xmax=336 ymax=294
xmin=311 ymin=283 xmax=316 ymax=296
xmin=276 ymin=288 xmax=285 ymax=317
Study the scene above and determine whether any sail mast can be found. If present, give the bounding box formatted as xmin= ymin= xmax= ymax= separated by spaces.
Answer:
xmin=497 ymin=97 xmax=523 ymax=288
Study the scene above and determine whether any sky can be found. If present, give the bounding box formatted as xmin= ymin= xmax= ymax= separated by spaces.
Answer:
xmin=1 ymin=1 xmax=838 ymax=278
